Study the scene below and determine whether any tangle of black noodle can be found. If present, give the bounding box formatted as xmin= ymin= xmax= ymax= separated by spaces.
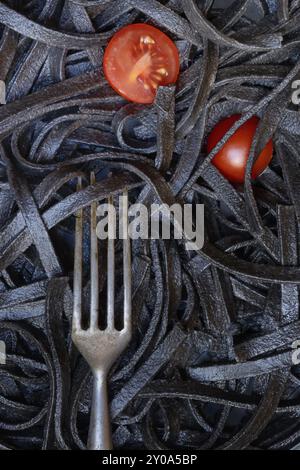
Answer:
xmin=0 ymin=0 xmax=300 ymax=450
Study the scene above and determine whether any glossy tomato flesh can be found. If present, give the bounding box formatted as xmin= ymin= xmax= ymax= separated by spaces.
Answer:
xmin=103 ymin=24 xmax=180 ymax=104
xmin=207 ymin=115 xmax=273 ymax=184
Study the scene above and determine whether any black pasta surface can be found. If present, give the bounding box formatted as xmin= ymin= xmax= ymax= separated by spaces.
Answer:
xmin=0 ymin=0 xmax=299 ymax=450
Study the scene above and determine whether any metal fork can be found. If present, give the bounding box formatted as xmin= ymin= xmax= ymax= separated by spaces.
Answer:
xmin=72 ymin=174 xmax=132 ymax=450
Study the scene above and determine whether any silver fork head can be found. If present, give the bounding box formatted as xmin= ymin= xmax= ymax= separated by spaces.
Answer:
xmin=72 ymin=175 xmax=132 ymax=375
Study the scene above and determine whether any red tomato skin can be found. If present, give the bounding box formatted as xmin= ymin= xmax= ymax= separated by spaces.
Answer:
xmin=103 ymin=24 xmax=180 ymax=104
xmin=207 ymin=115 xmax=273 ymax=184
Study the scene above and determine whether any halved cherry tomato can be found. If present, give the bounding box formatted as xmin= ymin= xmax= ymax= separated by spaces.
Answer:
xmin=207 ymin=115 xmax=273 ymax=184
xmin=103 ymin=24 xmax=180 ymax=104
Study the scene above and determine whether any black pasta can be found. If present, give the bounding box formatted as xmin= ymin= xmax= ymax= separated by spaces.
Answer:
xmin=0 ymin=0 xmax=299 ymax=451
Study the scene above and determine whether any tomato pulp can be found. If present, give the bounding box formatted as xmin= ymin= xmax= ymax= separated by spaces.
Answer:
xmin=207 ymin=115 xmax=273 ymax=184
xmin=103 ymin=24 xmax=180 ymax=104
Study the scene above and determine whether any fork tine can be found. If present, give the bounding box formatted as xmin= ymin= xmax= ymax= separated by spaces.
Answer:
xmin=122 ymin=190 xmax=132 ymax=330
xmin=107 ymin=195 xmax=115 ymax=329
xmin=90 ymin=172 xmax=99 ymax=331
xmin=73 ymin=177 xmax=83 ymax=332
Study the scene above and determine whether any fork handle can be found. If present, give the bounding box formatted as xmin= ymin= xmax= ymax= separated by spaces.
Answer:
xmin=87 ymin=371 xmax=112 ymax=450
